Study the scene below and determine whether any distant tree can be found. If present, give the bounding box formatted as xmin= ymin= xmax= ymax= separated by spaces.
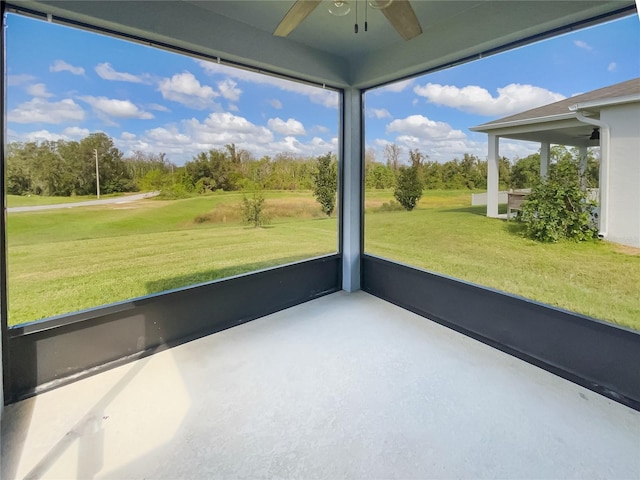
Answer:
xmin=384 ymin=143 xmax=402 ymax=171
xmin=6 ymin=135 xmax=132 ymax=197
xmin=312 ymin=153 xmax=338 ymax=216
xmin=394 ymin=165 xmax=422 ymax=211
xmin=459 ymin=153 xmax=485 ymax=189
xmin=124 ymin=151 xmax=175 ymax=189
xmin=511 ymin=154 xmax=540 ymax=189
xmin=422 ymin=161 xmax=444 ymax=190
xmin=139 ymin=169 xmax=172 ymax=192
xmin=77 ymin=133 xmax=130 ymax=195
xmin=365 ymin=163 xmax=396 ymax=189
xmin=498 ymin=156 xmax=512 ymax=190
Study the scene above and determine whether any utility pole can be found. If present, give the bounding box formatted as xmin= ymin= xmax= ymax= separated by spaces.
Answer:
xmin=94 ymin=149 xmax=101 ymax=199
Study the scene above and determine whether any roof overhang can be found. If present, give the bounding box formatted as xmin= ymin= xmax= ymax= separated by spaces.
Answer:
xmin=570 ymin=94 xmax=640 ymax=112
xmin=472 ymin=91 xmax=640 ymax=147
xmin=5 ymin=1 xmax=637 ymax=90
xmin=470 ymin=114 xmax=601 ymax=147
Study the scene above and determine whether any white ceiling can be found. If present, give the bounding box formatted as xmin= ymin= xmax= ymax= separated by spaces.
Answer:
xmin=7 ymin=1 xmax=637 ymax=89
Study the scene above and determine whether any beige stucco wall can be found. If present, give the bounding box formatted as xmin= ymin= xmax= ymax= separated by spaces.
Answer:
xmin=601 ymin=102 xmax=640 ymax=248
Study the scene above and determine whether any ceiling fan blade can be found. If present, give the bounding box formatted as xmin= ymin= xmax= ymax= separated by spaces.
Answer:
xmin=274 ymin=0 xmax=322 ymax=37
xmin=381 ymin=0 xmax=422 ymax=41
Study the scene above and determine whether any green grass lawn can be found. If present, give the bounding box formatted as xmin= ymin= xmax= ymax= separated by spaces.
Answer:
xmin=365 ymin=190 xmax=640 ymax=331
xmin=7 ymin=191 xmax=336 ymax=325
xmin=6 ymin=189 xmax=639 ymax=331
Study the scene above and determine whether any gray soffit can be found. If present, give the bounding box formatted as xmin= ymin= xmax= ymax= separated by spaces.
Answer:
xmin=6 ymin=1 xmax=637 ymax=89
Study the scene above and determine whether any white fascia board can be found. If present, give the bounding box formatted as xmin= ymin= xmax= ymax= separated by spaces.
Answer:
xmin=569 ymin=94 xmax=640 ymax=112
xmin=469 ymin=113 xmax=578 ymax=133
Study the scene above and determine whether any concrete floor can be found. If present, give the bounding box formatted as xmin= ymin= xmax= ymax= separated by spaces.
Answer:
xmin=2 ymin=291 xmax=639 ymax=479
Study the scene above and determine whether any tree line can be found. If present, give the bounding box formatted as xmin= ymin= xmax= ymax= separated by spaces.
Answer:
xmin=6 ymin=133 xmax=598 ymax=198
xmin=365 ymin=144 xmax=599 ymax=192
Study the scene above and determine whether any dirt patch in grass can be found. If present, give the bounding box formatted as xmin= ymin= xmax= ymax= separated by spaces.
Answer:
xmin=194 ymin=203 xmax=241 ymax=224
xmin=194 ymin=197 xmax=324 ymax=224
xmin=265 ymin=197 xmax=324 ymax=219
xmin=613 ymin=244 xmax=640 ymax=256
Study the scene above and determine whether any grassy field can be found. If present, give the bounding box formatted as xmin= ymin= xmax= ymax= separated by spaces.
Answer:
xmin=6 ymin=189 xmax=639 ymax=330
xmin=365 ymin=190 xmax=640 ymax=331
xmin=7 ymin=191 xmax=337 ymax=325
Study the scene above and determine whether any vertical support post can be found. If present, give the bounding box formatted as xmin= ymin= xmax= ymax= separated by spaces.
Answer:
xmin=540 ymin=142 xmax=550 ymax=179
xmin=487 ymin=134 xmax=499 ymax=218
xmin=341 ymin=88 xmax=363 ymax=292
xmin=578 ymin=146 xmax=588 ymax=188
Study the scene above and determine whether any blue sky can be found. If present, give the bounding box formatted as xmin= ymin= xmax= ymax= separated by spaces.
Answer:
xmin=5 ymin=12 xmax=639 ymax=165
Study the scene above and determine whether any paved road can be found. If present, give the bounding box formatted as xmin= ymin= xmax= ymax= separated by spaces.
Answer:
xmin=7 ymin=191 xmax=160 ymax=213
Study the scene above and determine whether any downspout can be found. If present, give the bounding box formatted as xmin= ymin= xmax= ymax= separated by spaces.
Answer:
xmin=570 ymin=108 xmax=609 ymax=238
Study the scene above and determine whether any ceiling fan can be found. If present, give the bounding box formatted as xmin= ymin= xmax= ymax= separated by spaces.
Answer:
xmin=576 ymin=127 xmax=600 ymax=141
xmin=274 ymin=0 xmax=422 ymax=41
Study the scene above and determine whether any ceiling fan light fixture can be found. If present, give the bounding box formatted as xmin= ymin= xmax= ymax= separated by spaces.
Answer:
xmin=328 ymin=1 xmax=351 ymax=17
xmin=368 ymin=0 xmax=393 ymax=9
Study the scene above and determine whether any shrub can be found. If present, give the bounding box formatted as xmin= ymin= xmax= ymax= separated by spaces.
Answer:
xmin=394 ymin=166 xmax=422 ymax=211
xmin=242 ymin=187 xmax=268 ymax=227
xmin=378 ymin=200 xmax=403 ymax=212
xmin=518 ymin=159 xmax=598 ymax=242
xmin=158 ymin=183 xmax=192 ymax=199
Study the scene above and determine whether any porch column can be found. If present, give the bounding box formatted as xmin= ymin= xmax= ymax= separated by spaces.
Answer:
xmin=342 ymin=88 xmax=363 ymax=292
xmin=578 ymin=146 xmax=588 ymax=188
xmin=540 ymin=142 xmax=550 ymax=179
xmin=487 ymin=134 xmax=500 ymax=218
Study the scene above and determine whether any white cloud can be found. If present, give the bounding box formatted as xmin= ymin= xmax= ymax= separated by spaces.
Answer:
xmin=228 ymin=104 xmax=240 ymax=112
xmin=20 ymin=130 xmax=66 ymax=142
xmin=185 ymin=112 xmax=273 ymax=145
xmin=158 ymin=72 xmax=219 ymax=109
xmin=217 ymin=79 xmax=242 ymax=102
xmin=197 ymin=60 xmax=338 ymax=109
xmin=368 ymin=108 xmax=391 ymax=119
xmin=62 ymin=126 xmax=91 ymax=138
xmin=79 ymin=96 xmax=154 ymax=119
xmin=574 ymin=40 xmax=593 ymax=52
xmin=267 ymin=117 xmax=306 ymax=136
xmin=379 ymin=115 xmax=477 ymax=163
xmin=268 ymin=99 xmax=283 ymax=109
xmin=148 ymin=103 xmax=170 ymax=112
xmin=10 ymin=126 xmax=91 ymax=143
xmin=608 ymin=62 xmax=617 ymax=72
xmin=27 ymin=83 xmax=53 ymax=98
xmin=8 ymin=98 xmax=85 ymax=124
xmin=121 ymin=132 xmax=137 ymax=140
xmin=414 ymin=82 xmax=565 ymax=116
xmin=50 ymin=60 xmax=85 ymax=75
xmin=8 ymin=74 xmax=36 ymax=86
xmin=387 ymin=115 xmax=466 ymax=140
xmin=374 ymin=78 xmax=415 ymax=94
xmin=271 ymin=136 xmax=337 ymax=157
xmin=95 ymin=63 xmax=149 ymax=83
xmin=114 ymin=112 xmax=335 ymax=163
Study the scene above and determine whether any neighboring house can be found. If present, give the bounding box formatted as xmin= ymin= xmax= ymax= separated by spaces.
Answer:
xmin=471 ymin=78 xmax=640 ymax=248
